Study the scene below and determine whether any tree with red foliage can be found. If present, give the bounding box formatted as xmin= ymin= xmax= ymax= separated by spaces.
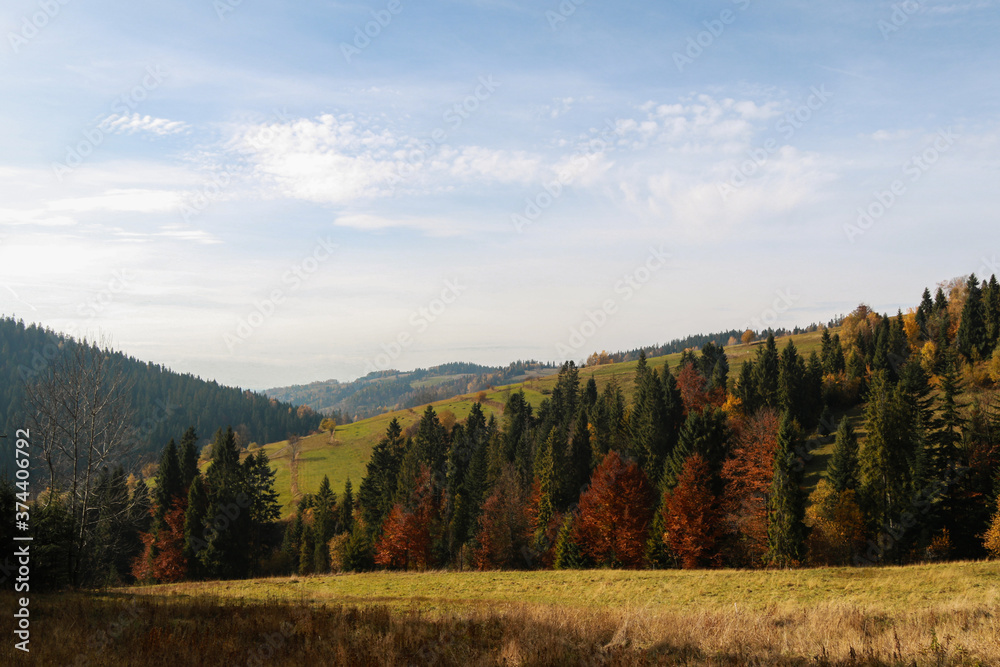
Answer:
xmin=661 ymin=454 xmax=722 ymax=568
xmin=720 ymin=409 xmax=780 ymax=565
xmin=677 ymin=362 xmax=710 ymax=415
xmin=132 ymin=497 xmax=188 ymax=583
xmin=473 ymin=465 xmax=531 ymax=570
xmin=574 ymin=451 xmax=654 ymax=568
xmin=374 ymin=467 xmax=436 ymax=570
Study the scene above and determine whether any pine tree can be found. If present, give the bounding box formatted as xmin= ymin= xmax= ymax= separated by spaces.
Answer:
xmin=643 ymin=501 xmax=672 ymax=569
xmin=916 ymin=287 xmax=934 ymax=338
xmin=778 ymin=340 xmax=804 ymax=423
xmin=339 ymin=478 xmax=355 ymax=535
xmin=200 ymin=426 xmax=250 ymax=578
xmin=859 ymin=371 xmax=917 ymax=562
xmin=827 ymin=418 xmax=859 ymax=493
xmin=735 ymin=358 xmax=759 ymax=414
xmin=767 ymin=414 xmax=808 ymax=567
xmin=179 ymin=426 xmax=200 ymax=488
xmin=154 ymin=439 xmax=183 ymax=527
xmin=359 ymin=418 xmax=405 ymax=535
xmin=298 ymin=526 xmax=315 ymax=575
xmin=553 ymin=513 xmax=585 ymax=569
xmin=182 ymin=475 xmax=208 ymax=579
xmin=340 ymin=524 xmax=375 ymax=572
xmin=957 ymin=273 xmax=987 ymax=362
xmin=414 ymin=406 xmax=447 ymax=476
xmin=830 ymin=334 xmax=846 ymax=374
xmin=709 ymin=353 xmax=729 ymax=394
xmin=663 ymin=407 xmax=731 ymax=490
xmin=755 ymin=333 xmax=780 ymax=408
xmin=984 ymin=274 xmax=1000 ymax=351
xmin=567 ymin=409 xmax=592 ymax=500
xmin=820 ymin=328 xmax=835 ymax=372
xmin=935 ymin=350 xmax=964 ymax=471
xmin=583 ymin=376 xmax=599 ymax=410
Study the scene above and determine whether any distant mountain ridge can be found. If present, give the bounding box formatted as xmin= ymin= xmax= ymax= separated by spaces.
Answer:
xmin=264 ymin=322 xmax=839 ymax=420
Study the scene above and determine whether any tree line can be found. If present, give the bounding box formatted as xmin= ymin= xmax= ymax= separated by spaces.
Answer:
xmin=4 ymin=273 xmax=1000 ymax=587
xmin=288 ymin=273 xmax=999 ymax=572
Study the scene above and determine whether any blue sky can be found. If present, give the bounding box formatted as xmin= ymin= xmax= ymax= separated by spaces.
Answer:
xmin=1 ymin=0 xmax=998 ymax=390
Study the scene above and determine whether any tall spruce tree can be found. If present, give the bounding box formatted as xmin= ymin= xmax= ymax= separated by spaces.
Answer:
xmin=957 ymin=273 xmax=987 ymax=362
xmin=154 ymin=439 xmax=183 ymax=526
xmin=859 ymin=371 xmax=917 ymax=562
xmin=827 ymin=418 xmax=859 ymax=493
xmin=179 ymin=427 xmax=200 ymax=488
xmin=767 ymin=414 xmax=808 ymax=567
xmin=182 ymin=475 xmax=208 ymax=579
xmin=200 ymin=426 xmax=250 ymax=578
xmin=359 ymin=418 xmax=406 ymax=535
xmin=755 ymin=333 xmax=780 ymax=409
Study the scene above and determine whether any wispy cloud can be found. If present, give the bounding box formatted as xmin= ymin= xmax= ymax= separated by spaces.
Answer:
xmin=102 ymin=113 xmax=189 ymax=136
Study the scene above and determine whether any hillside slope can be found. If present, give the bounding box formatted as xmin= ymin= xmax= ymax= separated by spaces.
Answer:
xmin=263 ymin=329 xmax=828 ymax=511
xmin=0 ymin=316 xmax=317 ymax=463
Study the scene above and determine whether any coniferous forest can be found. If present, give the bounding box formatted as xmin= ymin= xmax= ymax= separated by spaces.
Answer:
xmin=9 ymin=273 xmax=1000 ymax=593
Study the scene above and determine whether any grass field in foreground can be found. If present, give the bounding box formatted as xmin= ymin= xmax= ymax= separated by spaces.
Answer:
xmin=76 ymin=560 xmax=999 ymax=665
xmin=128 ymin=560 xmax=1000 ymax=614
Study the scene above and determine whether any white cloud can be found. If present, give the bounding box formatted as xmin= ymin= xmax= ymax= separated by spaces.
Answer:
xmin=102 ymin=113 xmax=189 ymax=136
xmin=333 ymin=213 xmax=466 ymax=236
xmin=156 ymin=225 xmax=222 ymax=244
xmin=48 ymin=189 xmax=182 ymax=213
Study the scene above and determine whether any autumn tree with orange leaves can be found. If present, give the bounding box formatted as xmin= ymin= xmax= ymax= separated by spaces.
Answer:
xmin=661 ymin=454 xmax=722 ymax=568
xmin=374 ymin=466 xmax=437 ymax=570
xmin=677 ymin=361 xmax=710 ymax=415
xmin=574 ymin=451 xmax=654 ymax=568
xmin=720 ymin=409 xmax=780 ymax=565
xmin=473 ymin=466 xmax=532 ymax=570
xmin=132 ymin=498 xmax=187 ymax=583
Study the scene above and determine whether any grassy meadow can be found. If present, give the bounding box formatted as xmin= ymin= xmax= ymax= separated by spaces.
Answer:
xmin=8 ymin=560 xmax=998 ymax=665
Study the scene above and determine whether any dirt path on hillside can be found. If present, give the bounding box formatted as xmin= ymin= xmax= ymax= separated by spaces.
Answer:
xmin=289 ymin=449 xmax=300 ymax=499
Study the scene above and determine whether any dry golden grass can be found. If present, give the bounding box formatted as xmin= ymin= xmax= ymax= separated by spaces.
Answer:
xmin=3 ymin=589 xmax=997 ymax=666
xmin=11 ymin=561 xmax=977 ymax=665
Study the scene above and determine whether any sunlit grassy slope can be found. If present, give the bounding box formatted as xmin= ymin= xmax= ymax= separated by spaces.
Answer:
xmin=263 ymin=329 xmax=830 ymax=513
xmin=131 ymin=559 xmax=999 ymax=616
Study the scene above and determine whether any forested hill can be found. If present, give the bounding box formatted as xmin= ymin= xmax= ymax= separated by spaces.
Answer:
xmin=0 ymin=316 xmax=318 ymax=462
xmin=265 ymin=360 xmax=558 ymax=421
xmin=264 ymin=324 xmax=845 ymax=421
